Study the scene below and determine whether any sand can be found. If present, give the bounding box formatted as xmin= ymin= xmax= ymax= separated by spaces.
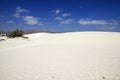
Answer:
xmin=0 ymin=31 xmax=120 ymax=80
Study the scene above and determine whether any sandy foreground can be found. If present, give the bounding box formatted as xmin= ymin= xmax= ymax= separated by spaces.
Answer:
xmin=0 ymin=31 xmax=120 ymax=80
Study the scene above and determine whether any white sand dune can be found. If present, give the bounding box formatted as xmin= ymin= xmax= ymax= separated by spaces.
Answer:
xmin=0 ymin=31 xmax=120 ymax=80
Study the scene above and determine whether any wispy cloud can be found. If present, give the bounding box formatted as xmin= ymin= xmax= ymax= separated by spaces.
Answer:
xmin=78 ymin=19 xmax=118 ymax=26
xmin=6 ymin=21 xmax=14 ymax=24
xmin=62 ymin=13 xmax=70 ymax=17
xmin=55 ymin=9 xmax=60 ymax=14
xmin=23 ymin=16 xmax=43 ymax=26
xmin=55 ymin=16 xmax=63 ymax=20
xmin=14 ymin=6 xmax=43 ymax=26
xmin=110 ymin=20 xmax=118 ymax=25
xmin=14 ymin=6 xmax=29 ymax=18
xmin=99 ymin=26 xmax=115 ymax=31
xmin=78 ymin=19 xmax=108 ymax=25
xmin=54 ymin=10 xmax=73 ymax=24
xmin=60 ymin=19 xmax=73 ymax=24
xmin=52 ymin=9 xmax=63 ymax=15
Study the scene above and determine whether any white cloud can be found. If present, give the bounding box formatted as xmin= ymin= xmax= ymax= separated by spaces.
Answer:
xmin=62 ymin=13 xmax=70 ymax=17
xmin=110 ymin=20 xmax=118 ymax=25
xmin=23 ymin=16 xmax=40 ymax=25
xmin=38 ymin=23 xmax=44 ymax=26
xmin=79 ymin=19 xmax=108 ymax=25
xmin=60 ymin=19 xmax=73 ymax=24
xmin=14 ymin=6 xmax=29 ymax=18
xmin=56 ymin=9 xmax=60 ymax=14
xmin=99 ymin=26 xmax=115 ymax=31
xmin=14 ymin=13 xmax=20 ymax=18
xmin=16 ymin=6 xmax=28 ymax=13
xmin=55 ymin=17 xmax=63 ymax=20
xmin=78 ymin=19 xmax=118 ymax=26
xmin=7 ymin=21 xmax=14 ymax=24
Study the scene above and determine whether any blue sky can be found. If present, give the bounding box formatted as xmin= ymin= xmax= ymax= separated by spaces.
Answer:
xmin=0 ymin=0 xmax=120 ymax=32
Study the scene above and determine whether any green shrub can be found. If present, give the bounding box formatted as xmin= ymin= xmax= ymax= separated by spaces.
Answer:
xmin=7 ymin=29 xmax=24 ymax=38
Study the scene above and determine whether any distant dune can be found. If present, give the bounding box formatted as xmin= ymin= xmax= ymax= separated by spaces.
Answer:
xmin=0 ymin=31 xmax=120 ymax=80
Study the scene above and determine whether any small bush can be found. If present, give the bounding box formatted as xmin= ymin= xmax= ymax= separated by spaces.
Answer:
xmin=0 ymin=34 xmax=6 ymax=37
xmin=7 ymin=29 xmax=24 ymax=38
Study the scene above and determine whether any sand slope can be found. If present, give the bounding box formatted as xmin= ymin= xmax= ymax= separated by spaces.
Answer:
xmin=0 ymin=32 xmax=120 ymax=80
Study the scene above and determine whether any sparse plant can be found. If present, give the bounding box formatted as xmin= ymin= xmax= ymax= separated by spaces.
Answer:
xmin=7 ymin=29 xmax=24 ymax=38
xmin=0 ymin=34 xmax=6 ymax=37
xmin=22 ymin=36 xmax=29 ymax=39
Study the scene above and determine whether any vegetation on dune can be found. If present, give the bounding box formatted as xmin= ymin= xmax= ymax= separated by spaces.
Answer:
xmin=7 ymin=29 xmax=23 ymax=38
xmin=7 ymin=29 xmax=28 ymax=39
xmin=0 ymin=34 xmax=6 ymax=37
